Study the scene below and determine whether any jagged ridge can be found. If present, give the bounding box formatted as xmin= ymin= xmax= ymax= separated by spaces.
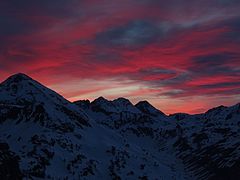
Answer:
xmin=0 ymin=73 xmax=239 ymax=179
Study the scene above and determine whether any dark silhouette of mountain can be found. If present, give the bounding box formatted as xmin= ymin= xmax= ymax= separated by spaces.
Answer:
xmin=0 ymin=73 xmax=240 ymax=179
xmin=135 ymin=100 xmax=166 ymax=117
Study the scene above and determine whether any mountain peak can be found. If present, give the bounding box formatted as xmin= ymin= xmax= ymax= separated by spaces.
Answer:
xmin=4 ymin=73 xmax=32 ymax=82
xmin=92 ymin=96 xmax=109 ymax=104
xmin=0 ymin=73 xmax=69 ymax=106
xmin=135 ymin=100 xmax=165 ymax=116
xmin=113 ymin=97 xmax=132 ymax=105
xmin=136 ymin=100 xmax=152 ymax=106
xmin=0 ymin=73 xmax=90 ymax=128
xmin=1 ymin=73 xmax=35 ymax=88
xmin=205 ymin=105 xmax=226 ymax=114
xmin=12 ymin=73 xmax=30 ymax=78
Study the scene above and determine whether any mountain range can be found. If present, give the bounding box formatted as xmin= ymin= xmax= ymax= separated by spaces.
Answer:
xmin=0 ymin=73 xmax=240 ymax=180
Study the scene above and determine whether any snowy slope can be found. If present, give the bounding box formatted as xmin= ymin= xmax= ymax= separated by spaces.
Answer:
xmin=0 ymin=73 xmax=240 ymax=179
xmin=75 ymin=98 xmax=240 ymax=179
xmin=0 ymin=73 xmax=90 ymax=129
xmin=0 ymin=74 xmax=187 ymax=179
xmin=169 ymin=104 xmax=240 ymax=179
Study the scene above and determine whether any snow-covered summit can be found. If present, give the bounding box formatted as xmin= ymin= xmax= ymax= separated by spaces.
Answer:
xmin=89 ymin=97 xmax=141 ymax=114
xmin=112 ymin=97 xmax=141 ymax=113
xmin=0 ymin=73 xmax=90 ymax=129
xmin=0 ymin=73 xmax=69 ymax=106
xmin=2 ymin=73 xmax=32 ymax=83
xmin=135 ymin=100 xmax=165 ymax=117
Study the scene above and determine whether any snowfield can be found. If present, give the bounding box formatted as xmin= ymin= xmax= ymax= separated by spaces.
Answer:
xmin=0 ymin=73 xmax=240 ymax=179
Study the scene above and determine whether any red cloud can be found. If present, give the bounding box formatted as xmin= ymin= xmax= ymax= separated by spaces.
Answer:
xmin=0 ymin=0 xmax=240 ymax=114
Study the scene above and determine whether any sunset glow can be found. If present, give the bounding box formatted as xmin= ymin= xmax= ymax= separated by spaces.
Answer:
xmin=0 ymin=0 xmax=240 ymax=114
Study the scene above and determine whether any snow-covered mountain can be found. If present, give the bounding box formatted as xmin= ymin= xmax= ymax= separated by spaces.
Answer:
xmin=0 ymin=73 xmax=90 ymax=129
xmin=0 ymin=73 xmax=239 ymax=179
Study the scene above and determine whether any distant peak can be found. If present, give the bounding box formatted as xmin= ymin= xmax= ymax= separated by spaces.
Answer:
xmin=135 ymin=100 xmax=165 ymax=116
xmin=96 ymin=96 xmax=108 ymax=101
xmin=92 ymin=96 xmax=109 ymax=104
xmin=136 ymin=100 xmax=152 ymax=107
xmin=12 ymin=73 xmax=30 ymax=78
xmin=135 ymin=100 xmax=156 ymax=110
xmin=98 ymin=96 xmax=107 ymax=100
xmin=4 ymin=73 xmax=32 ymax=82
xmin=74 ymin=99 xmax=90 ymax=104
xmin=205 ymin=105 xmax=227 ymax=114
xmin=113 ymin=97 xmax=131 ymax=104
xmin=114 ymin=97 xmax=129 ymax=101
xmin=0 ymin=73 xmax=34 ymax=86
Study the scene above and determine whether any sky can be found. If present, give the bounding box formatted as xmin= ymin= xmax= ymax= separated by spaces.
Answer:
xmin=0 ymin=0 xmax=240 ymax=114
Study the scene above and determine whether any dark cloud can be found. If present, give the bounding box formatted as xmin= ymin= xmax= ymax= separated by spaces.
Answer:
xmin=221 ymin=17 xmax=240 ymax=42
xmin=125 ymin=67 xmax=177 ymax=82
xmin=190 ymin=53 xmax=240 ymax=76
xmin=0 ymin=16 xmax=30 ymax=36
xmin=144 ymin=0 xmax=240 ymax=8
xmin=199 ymin=81 xmax=240 ymax=89
xmin=161 ymin=72 xmax=191 ymax=85
xmin=216 ymin=0 xmax=240 ymax=6
xmin=95 ymin=20 xmax=172 ymax=48
xmin=138 ymin=52 xmax=240 ymax=99
xmin=138 ymin=68 xmax=176 ymax=76
xmin=192 ymin=53 xmax=238 ymax=66
xmin=0 ymin=0 xmax=83 ymax=37
xmin=0 ymin=0 xmax=81 ymax=18
xmin=226 ymin=17 xmax=240 ymax=30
